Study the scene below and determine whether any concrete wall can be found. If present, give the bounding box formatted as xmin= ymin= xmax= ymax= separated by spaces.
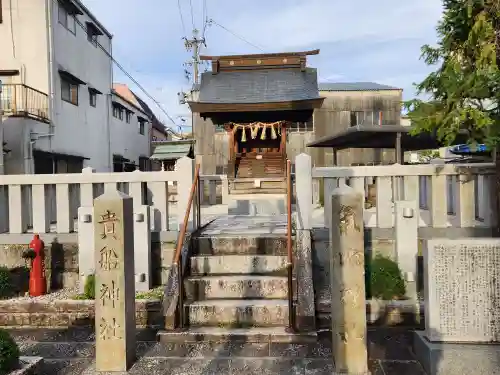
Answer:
xmin=0 ymin=237 xmax=177 ymax=290
xmin=110 ymin=94 xmax=151 ymax=167
xmin=0 ymin=0 xmax=50 ymax=91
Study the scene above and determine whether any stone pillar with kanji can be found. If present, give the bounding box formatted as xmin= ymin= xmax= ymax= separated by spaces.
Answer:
xmin=94 ymin=190 xmax=136 ymax=372
xmin=329 ymin=185 xmax=369 ymax=374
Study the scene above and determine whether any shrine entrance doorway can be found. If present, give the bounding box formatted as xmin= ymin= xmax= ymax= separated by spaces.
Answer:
xmin=225 ymin=121 xmax=287 ymax=179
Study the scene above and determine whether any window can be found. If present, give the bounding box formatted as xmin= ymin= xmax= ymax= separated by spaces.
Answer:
xmin=125 ymin=111 xmax=132 ymax=123
xmin=139 ymin=157 xmax=150 ymax=171
xmin=112 ymin=104 xmax=123 ymax=120
xmin=350 ymin=111 xmax=382 ymax=127
xmin=61 ymin=77 xmax=78 ymax=105
xmin=88 ymin=32 xmax=98 ymax=46
xmin=288 ymin=118 xmax=314 ymax=133
xmin=87 ymin=25 xmax=99 ymax=46
xmin=89 ymin=90 xmax=97 ymax=107
xmin=139 ymin=120 xmax=146 ymax=135
xmin=58 ymin=4 xmax=76 ymax=34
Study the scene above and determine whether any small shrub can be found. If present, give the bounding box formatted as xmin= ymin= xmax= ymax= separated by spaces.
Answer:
xmin=366 ymin=254 xmax=406 ymax=300
xmin=21 ymin=249 xmax=36 ymax=261
xmin=0 ymin=329 xmax=20 ymax=375
xmin=0 ymin=268 xmax=13 ymax=300
xmin=83 ymin=274 xmax=95 ymax=300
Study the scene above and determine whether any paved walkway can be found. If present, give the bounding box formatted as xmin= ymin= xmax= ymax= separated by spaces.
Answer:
xmin=9 ymin=328 xmax=427 ymax=374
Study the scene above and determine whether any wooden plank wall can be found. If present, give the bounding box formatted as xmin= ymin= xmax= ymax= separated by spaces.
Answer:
xmin=192 ymin=89 xmax=403 ymax=173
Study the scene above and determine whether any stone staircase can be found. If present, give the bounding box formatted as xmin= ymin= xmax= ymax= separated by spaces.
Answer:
xmin=229 ymin=177 xmax=287 ymax=195
xmin=159 ymin=215 xmax=313 ymax=343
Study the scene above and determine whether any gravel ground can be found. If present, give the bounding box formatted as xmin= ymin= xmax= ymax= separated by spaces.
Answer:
xmin=6 ymin=285 xmax=80 ymax=302
xmin=4 ymin=284 xmax=164 ymax=302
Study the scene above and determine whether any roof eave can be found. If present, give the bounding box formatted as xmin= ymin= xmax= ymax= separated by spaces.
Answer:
xmin=71 ymin=0 xmax=113 ymax=38
xmin=188 ymin=98 xmax=325 ymax=113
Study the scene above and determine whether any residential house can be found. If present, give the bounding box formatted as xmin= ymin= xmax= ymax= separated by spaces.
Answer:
xmin=0 ymin=0 xmax=152 ymax=175
xmin=110 ymin=83 xmax=152 ymax=171
xmin=0 ymin=0 xmax=114 ymax=174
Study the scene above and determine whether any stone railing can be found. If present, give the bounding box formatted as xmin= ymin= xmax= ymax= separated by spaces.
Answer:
xmin=304 ymin=156 xmax=497 ymax=229
xmin=0 ymin=157 xmax=225 ymax=236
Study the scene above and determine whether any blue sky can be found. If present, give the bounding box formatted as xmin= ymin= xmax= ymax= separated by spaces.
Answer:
xmin=81 ymin=0 xmax=443 ymax=130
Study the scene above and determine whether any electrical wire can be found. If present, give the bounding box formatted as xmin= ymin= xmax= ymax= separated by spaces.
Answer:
xmin=201 ymin=0 xmax=208 ymax=38
xmin=56 ymin=0 xmax=179 ymax=130
xmin=189 ymin=0 xmax=195 ymax=31
xmin=208 ymin=19 xmax=264 ymax=52
xmin=177 ymin=0 xmax=187 ymax=36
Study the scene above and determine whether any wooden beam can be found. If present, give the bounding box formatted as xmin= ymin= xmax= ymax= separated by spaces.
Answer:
xmin=200 ymin=49 xmax=320 ymax=61
xmin=187 ymin=98 xmax=325 ymax=113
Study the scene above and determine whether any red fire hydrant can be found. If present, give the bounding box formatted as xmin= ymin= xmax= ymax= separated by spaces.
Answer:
xmin=29 ymin=234 xmax=46 ymax=297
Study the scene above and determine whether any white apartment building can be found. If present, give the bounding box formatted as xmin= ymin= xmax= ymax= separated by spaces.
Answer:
xmin=0 ymin=0 xmax=151 ymax=174
xmin=110 ymin=84 xmax=151 ymax=172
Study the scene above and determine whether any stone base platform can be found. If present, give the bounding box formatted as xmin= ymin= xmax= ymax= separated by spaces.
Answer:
xmin=158 ymin=327 xmax=317 ymax=344
xmin=413 ymin=330 xmax=500 ymax=375
xmin=7 ymin=327 xmax=426 ymax=374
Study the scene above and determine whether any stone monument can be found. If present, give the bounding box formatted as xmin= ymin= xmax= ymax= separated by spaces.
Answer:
xmin=414 ymin=238 xmax=500 ymax=375
xmin=94 ymin=190 xmax=136 ymax=372
xmin=329 ymin=185 xmax=369 ymax=374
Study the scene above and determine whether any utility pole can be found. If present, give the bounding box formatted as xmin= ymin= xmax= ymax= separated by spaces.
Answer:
xmin=183 ymin=29 xmax=206 ymax=85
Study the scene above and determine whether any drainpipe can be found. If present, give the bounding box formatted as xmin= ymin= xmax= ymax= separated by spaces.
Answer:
xmin=105 ymin=41 xmax=113 ymax=172
xmin=0 ymin=80 xmax=4 ymax=175
xmin=45 ymin=0 xmax=55 ymax=150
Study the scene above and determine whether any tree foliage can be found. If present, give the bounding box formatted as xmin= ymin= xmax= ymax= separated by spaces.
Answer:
xmin=405 ymin=0 xmax=500 ymax=147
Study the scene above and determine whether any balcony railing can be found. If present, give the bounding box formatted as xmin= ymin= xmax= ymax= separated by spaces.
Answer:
xmin=0 ymin=84 xmax=49 ymax=122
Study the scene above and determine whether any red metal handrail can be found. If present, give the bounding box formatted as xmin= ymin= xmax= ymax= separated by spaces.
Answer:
xmin=173 ymin=162 xmax=201 ymax=329
xmin=286 ymin=159 xmax=295 ymax=331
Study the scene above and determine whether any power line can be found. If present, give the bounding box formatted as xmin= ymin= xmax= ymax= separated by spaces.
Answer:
xmin=201 ymin=0 xmax=208 ymax=37
xmin=207 ymin=19 xmax=265 ymax=52
xmin=58 ymin=1 xmax=179 ymax=128
xmin=189 ymin=0 xmax=196 ymax=31
xmin=177 ymin=0 xmax=187 ymax=35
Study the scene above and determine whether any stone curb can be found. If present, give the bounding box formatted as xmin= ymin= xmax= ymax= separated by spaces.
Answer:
xmin=0 ymin=299 xmax=162 ymax=328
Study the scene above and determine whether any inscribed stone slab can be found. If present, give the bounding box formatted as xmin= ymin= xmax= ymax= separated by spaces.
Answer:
xmin=94 ymin=191 xmax=136 ymax=371
xmin=425 ymin=238 xmax=500 ymax=342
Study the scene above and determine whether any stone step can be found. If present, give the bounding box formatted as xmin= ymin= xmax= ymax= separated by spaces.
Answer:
xmin=229 ymin=187 xmax=286 ymax=195
xmin=157 ymin=327 xmax=316 ymax=343
xmin=228 ymin=195 xmax=286 ymax=216
xmin=192 ymin=235 xmax=290 ymax=256
xmin=184 ymin=275 xmax=293 ymax=301
xmin=190 ymin=255 xmax=289 ymax=276
xmin=186 ymin=299 xmax=289 ymax=328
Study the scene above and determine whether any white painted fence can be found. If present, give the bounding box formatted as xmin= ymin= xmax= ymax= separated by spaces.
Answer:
xmin=309 ymin=160 xmax=497 ymax=229
xmin=0 ymin=157 xmax=227 ymax=235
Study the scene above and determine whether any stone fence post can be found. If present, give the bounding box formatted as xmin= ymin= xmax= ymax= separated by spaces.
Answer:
xmin=176 ymin=156 xmax=196 ymax=230
xmin=294 ymin=153 xmax=316 ymax=331
xmin=395 ymin=200 xmax=418 ymax=299
xmin=329 ymin=185 xmax=369 ymax=374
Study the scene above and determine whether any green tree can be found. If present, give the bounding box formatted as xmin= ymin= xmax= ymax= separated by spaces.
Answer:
xmin=405 ymin=0 xmax=500 ymax=230
xmin=405 ymin=0 xmax=500 ymax=146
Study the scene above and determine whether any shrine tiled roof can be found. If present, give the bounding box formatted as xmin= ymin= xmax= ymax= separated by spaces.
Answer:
xmin=318 ymin=82 xmax=401 ymax=91
xmin=197 ymin=68 xmax=320 ymax=104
